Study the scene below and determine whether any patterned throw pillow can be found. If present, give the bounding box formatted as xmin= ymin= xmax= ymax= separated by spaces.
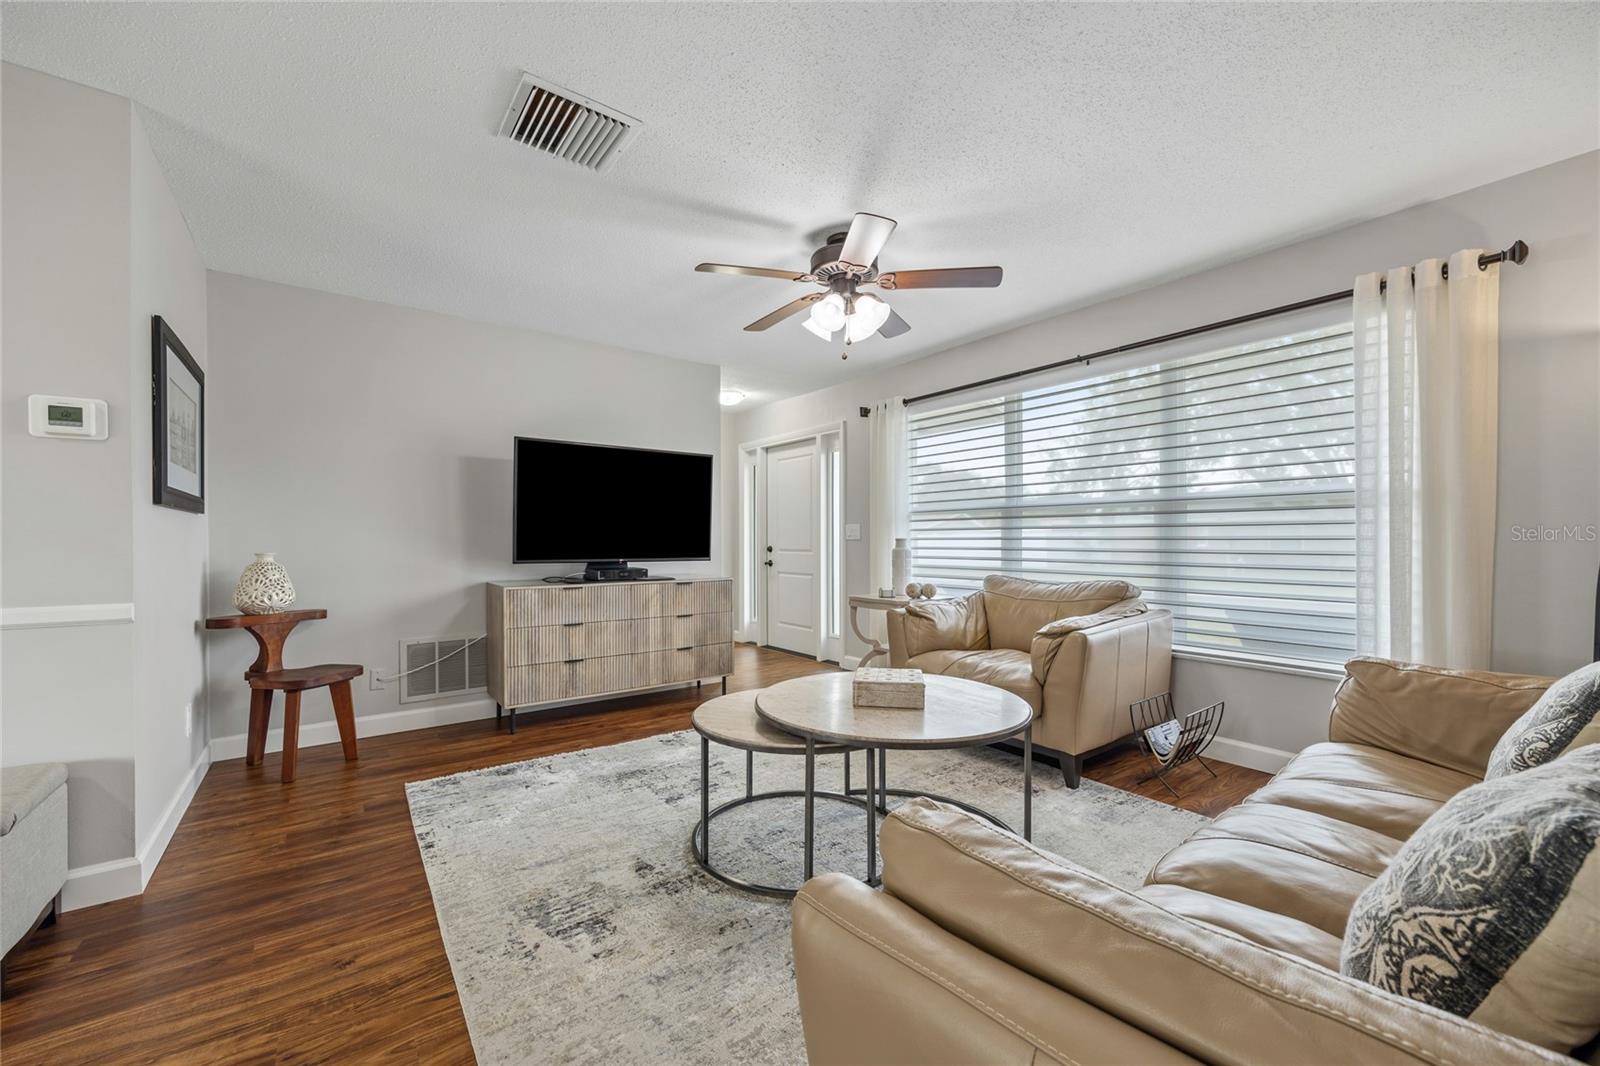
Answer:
xmin=1341 ymin=745 xmax=1600 ymax=1052
xmin=1485 ymin=662 xmax=1600 ymax=778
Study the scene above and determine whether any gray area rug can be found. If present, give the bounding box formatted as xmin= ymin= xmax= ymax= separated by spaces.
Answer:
xmin=406 ymin=730 xmax=1207 ymax=1065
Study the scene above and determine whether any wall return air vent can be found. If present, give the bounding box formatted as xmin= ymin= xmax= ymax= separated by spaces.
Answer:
xmin=497 ymin=72 xmax=641 ymax=172
xmin=399 ymin=635 xmax=488 ymax=705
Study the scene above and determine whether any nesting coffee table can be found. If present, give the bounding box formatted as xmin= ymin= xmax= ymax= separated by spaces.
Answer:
xmin=691 ymin=673 xmax=1035 ymax=897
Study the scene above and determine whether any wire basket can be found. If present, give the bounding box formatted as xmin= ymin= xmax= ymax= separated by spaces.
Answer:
xmin=1129 ymin=692 xmax=1225 ymax=798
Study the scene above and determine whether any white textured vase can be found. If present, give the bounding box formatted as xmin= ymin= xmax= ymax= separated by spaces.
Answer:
xmin=233 ymin=552 xmax=297 ymax=615
xmin=891 ymin=538 xmax=912 ymax=594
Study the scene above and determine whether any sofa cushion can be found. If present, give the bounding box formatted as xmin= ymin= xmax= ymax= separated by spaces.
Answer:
xmin=900 ymin=592 xmax=988 ymax=660
xmin=1330 ymin=657 xmax=1554 ymax=778
xmin=1 ymin=762 xmax=67 ymax=837
xmin=1342 ymin=745 xmax=1600 ymax=1053
xmin=909 ymin=648 xmax=1041 ymax=714
xmin=1136 ymin=883 xmax=1345 ymax=969
xmin=980 ymin=575 xmax=1141 ymax=651
xmin=1244 ymin=741 xmax=1478 ymax=840
xmin=1485 ymin=662 xmax=1600 ymax=779
xmin=1143 ymin=803 xmax=1396 ymax=936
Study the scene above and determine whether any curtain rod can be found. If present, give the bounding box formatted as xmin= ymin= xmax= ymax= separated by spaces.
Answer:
xmin=900 ymin=240 xmax=1529 ymax=409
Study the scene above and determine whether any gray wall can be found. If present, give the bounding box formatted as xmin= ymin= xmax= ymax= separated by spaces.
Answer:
xmin=1 ymin=63 xmax=210 ymax=877
xmin=730 ymin=151 xmax=1600 ymax=763
xmin=129 ymin=106 xmax=211 ymax=853
xmin=203 ymin=274 xmax=724 ymax=744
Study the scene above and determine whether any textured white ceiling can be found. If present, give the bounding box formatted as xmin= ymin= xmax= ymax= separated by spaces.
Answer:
xmin=4 ymin=3 xmax=1596 ymax=398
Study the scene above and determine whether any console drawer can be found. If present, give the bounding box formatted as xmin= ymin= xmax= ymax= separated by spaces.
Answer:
xmin=503 ymin=612 xmax=733 ymax=666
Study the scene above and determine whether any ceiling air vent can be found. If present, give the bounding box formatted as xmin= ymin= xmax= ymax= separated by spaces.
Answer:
xmin=497 ymin=72 xmax=640 ymax=173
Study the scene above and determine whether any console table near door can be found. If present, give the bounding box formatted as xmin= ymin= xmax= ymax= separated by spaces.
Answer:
xmin=486 ymin=578 xmax=734 ymax=732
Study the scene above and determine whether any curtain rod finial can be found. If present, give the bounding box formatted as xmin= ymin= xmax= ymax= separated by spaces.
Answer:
xmin=859 ymin=406 xmax=871 ymax=418
xmin=1506 ymin=239 xmax=1530 ymax=265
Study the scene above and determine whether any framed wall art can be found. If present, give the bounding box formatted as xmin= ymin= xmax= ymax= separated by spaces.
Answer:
xmin=152 ymin=315 xmax=205 ymax=513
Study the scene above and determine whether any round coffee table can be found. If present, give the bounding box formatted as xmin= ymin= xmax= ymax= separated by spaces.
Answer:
xmin=690 ymin=691 xmax=871 ymax=898
xmin=754 ymin=673 xmax=1035 ymax=886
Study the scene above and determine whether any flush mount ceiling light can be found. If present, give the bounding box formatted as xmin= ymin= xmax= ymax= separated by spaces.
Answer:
xmin=718 ymin=388 xmax=746 ymax=406
xmin=693 ymin=213 xmax=1003 ymax=358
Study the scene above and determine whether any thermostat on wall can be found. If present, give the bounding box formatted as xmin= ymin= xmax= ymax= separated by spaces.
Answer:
xmin=28 ymin=395 xmax=108 ymax=440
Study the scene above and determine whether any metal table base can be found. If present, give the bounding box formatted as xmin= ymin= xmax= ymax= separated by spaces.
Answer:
xmin=692 ymin=725 xmax=1034 ymax=898
xmin=691 ymin=740 xmax=877 ymax=900
xmin=803 ymin=724 xmax=1033 ymax=887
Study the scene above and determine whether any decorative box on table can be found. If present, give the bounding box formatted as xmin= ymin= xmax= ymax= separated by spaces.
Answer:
xmin=852 ymin=667 xmax=926 ymax=709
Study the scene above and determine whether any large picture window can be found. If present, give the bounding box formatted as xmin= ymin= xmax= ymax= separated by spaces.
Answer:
xmin=907 ymin=322 xmax=1356 ymax=665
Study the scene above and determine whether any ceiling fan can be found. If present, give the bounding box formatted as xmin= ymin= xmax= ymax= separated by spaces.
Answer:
xmin=695 ymin=213 xmax=1002 ymax=358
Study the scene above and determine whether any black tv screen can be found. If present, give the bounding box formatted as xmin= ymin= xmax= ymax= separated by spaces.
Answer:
xmin=513 ymin=438 xmax=713 ymax=563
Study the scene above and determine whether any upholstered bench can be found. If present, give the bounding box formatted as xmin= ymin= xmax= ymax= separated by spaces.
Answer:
xmin=1 ymin=762 xmax=68 ymax=987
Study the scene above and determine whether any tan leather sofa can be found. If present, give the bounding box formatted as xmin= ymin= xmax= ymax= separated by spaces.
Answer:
xmin=792 ymin=657 xmax=1571 ymax=1065
xmin=886 ymin=575 xmax=1172 ymax=786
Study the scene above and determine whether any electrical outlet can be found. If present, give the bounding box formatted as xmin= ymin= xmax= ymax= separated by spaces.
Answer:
xmin=370 ymin=672 xmax=386 ymax=691
xmin=844 ymin=523 xmax=862 ymax=541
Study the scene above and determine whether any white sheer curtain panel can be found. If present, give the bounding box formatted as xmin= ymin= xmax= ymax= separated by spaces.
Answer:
xmin=1353 ymin=250 xmax=1500 ymax=668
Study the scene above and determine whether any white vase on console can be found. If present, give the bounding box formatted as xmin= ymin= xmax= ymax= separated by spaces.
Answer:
xmin=891 ymin=538 xmax=912 ymax=596
xmin=233 ymin=552 xmax=297 ymax=615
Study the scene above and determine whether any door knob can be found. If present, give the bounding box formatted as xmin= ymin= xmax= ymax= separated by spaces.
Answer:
xmin=763 ymin=560 xmax=773 ymax=567
xmin=765 ymin=545 xmax=773 ymax=552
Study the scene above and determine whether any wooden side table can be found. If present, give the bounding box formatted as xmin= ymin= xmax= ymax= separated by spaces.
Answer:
xmin=206 ymin=610 xmax=362 ymax=783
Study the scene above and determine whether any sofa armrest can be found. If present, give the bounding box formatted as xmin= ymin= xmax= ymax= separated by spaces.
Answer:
xmin=889 ymin=592 xmax=988 ymax=663
xmin=793 ymin=873 xmax=1200 ymax=1066
xmin=1031 ymin=608 xmax=1172 ymax=754
xmin=872 ymin=798 xmax=1563 ymax=1066
xmin=1329 ymin=657 xmax=1555 ymax=777
xmin=1030 ymin=605 xmax=1147 ymax=677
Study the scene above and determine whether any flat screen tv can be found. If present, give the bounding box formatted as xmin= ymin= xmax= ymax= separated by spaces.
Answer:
xmin=513 ymin=437 xmax=713 ymax=564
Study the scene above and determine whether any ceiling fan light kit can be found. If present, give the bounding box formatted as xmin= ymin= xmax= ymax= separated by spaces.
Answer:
xmin=694 ymin=212 xmax=1002 ymax=358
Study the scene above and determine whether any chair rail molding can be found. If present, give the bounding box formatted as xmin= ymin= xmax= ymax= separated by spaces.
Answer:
xmin=0 ymin=602 xmax=136 ymax=630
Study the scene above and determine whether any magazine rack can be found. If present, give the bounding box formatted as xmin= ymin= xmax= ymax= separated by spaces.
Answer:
xmin=1129 ymin=692 xmax=1225 ymax=798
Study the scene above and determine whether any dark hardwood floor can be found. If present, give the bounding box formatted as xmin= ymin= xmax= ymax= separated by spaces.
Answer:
xmin=0 ymin=645 xmax=1267 ymax=1063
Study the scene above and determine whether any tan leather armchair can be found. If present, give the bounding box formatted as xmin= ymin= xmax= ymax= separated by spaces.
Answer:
xmin=886 ymin=575 xmax=1172 ymax=786
xmin=791 ymin=659 xmax=1566 ymax=1066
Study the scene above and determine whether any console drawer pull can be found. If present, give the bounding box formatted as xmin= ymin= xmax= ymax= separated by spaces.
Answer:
xmin=563 ymin=658 xmax=584 ymax=664
xmin=675 ymin=613 xmax=693 ymax=618
xmin=562 ymin=622 xmax=583 ymax=627
xmin=676 ymin=645 xmax=694 ymax=651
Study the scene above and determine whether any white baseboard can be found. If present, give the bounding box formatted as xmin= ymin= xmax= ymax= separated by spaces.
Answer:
xmin=138 ymin=748 xmax=210 ymax=887
xmin=839 ymin=655 xmax=862 ymax=670
xmin=62 ymin=747 xmax=212 ymax=912
xmin=62 ymin=856 xmax=143 ymax=912
xmin=210 ymin=695 xmax=498 ymax=760
xmin=1207 ymin=736 xmax=1294 ymax=774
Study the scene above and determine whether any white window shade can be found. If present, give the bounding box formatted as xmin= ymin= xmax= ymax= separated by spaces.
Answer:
xmin=907 ymin=322 xmax=1356 ymax=665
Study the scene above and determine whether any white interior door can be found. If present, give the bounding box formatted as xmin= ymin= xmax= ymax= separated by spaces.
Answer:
xmin=765 ymin=439 xmax=819 ymax=657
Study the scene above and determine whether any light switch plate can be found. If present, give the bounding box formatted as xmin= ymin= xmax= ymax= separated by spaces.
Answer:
xmin=844 ymin=523 xmax=861 ymax=541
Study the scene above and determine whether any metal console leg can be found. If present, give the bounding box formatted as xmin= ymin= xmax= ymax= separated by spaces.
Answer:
xmin=745 ymin=750 xmax=753 ymax=799
xmin=865 ymin=746 xmax=878 ymax=886
xmin=700 ymin=735 xmax=710 ymax=863
xmin=1023 ymin=723 xmax=1033 ymax=841
xmin=804 ymin=736 xmax=815 ymax=882
xmin=878 ymin=748 xmax=888 ymax=816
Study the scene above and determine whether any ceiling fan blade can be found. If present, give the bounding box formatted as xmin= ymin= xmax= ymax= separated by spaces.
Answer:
xmin=696 ymin=263 xmax=813 ymax=281
xmin=877 ymin=266 xmax=1003 ymax=290
xmin=744 ymin=294 xmax=822 ymax=331
xmin=838 ymin=213 xmax=897 ymax=271
xmin=877 ymin=309 xmax=911 ymax=339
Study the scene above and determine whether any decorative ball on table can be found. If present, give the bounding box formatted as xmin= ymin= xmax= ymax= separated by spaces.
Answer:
xmin=233 ymin=552 xmax=296 ymax=615
xmin=904 ymin=582 xmax=939 ymax=600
